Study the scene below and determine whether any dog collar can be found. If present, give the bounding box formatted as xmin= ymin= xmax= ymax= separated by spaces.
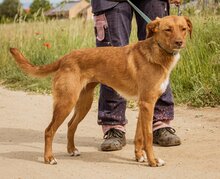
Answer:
xmin=157 ymin=41 xmax=179 ymax=56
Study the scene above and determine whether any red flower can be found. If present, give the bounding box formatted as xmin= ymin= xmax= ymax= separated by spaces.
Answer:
xmin=35 ymin=32 xmax=41 ymax=35
xmin=43 ymin=42 xmax=51 ymax=49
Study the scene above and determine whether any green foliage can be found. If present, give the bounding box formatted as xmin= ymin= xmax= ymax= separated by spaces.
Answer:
xmin=179 ymin=0 xmax=220 ymax=16
xmin=171 ymin=16 xmax=220 ymax=107
xmin=0 ymin=18 xmax=94 ymax=94
xmin=0 ymin=0 xmax=22 ymax=19
xmin=216 ymin=6 xmax=220 ymax=15
xmin=0 ymin=0 xmax=51 ymax=22
xmin=183 ymin=0 xmax=191 ymax=3
xmin=30 ymin=0 xmax=51 ymax=15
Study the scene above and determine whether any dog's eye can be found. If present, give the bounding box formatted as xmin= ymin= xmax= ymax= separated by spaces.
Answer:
xmin=182 ymin=28 xmax=187 ymax=31
xmin=165 ymin=29 xmax=172 ymax=32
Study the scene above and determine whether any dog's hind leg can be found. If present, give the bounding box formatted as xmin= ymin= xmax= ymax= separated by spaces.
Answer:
xmin=67 ymin=82 xmax=98 ymax=156
xmin=44 ymin=73 xmax=82 ymax=165
xmin=134 ymin=115 xmax=146 ymax=162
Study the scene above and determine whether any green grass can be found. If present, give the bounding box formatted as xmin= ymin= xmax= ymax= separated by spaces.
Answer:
xmin=171 ymin=16 xmax=220 ymax=107
xmin=0 ymin=16 xmax=219 ymax=107
xmin=0 ymin=18 xmax=95 ymax=93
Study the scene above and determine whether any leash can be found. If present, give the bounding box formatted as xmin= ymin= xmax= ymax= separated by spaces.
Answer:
xmin=177 ymin=4 xmax=182 ymax=16
xmin=126 ymin=0 xmax=151 ymax=23
xmin=108 ymin=0 xmax=152 ymax=23
xmin=109 ymin=0 xmax=182 ymax=22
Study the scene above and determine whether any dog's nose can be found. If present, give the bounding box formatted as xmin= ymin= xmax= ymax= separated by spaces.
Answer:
xmin=175 ymin=40 xmax=183 ymax=47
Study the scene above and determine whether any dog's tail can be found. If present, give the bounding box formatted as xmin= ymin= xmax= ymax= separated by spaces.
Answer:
xmin=10 ymin=48 xmax=60 ymax=78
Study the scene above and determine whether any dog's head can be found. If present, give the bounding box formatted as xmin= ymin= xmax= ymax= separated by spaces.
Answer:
xmin=146 ymin=15 xmax=192 ymax=53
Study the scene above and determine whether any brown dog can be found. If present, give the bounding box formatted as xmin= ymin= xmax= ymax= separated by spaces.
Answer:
xmin=10 ymin=15 xmax=192 ymax=167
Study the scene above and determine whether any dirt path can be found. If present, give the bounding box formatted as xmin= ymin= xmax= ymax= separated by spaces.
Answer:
xmin=0 ymin=86 xmax=220 ymax=179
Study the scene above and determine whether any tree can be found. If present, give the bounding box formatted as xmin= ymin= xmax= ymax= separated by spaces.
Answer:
xmin=0 ymin=0 xmax=22 ymax=18
xmin=30 ymin=0 xmax=51 ymax=15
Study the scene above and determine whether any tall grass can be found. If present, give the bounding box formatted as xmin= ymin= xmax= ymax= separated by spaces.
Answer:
xmin=171 ymin=16 xmax=220 ymax=106
xmin=0 ymin=18 xmax=95 ymax=93
xmin=0 ymin=16 xmax=219 ymax=107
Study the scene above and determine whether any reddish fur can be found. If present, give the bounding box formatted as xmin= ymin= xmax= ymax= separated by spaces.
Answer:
xmin=10 ymin=15 xmax=192 ymax=166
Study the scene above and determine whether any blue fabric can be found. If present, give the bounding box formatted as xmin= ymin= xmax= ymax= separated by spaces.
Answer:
xmin=91 ymin=0 xmax=119 ymax=13
xmin=94 ymin=2 xmax=132 ymax=125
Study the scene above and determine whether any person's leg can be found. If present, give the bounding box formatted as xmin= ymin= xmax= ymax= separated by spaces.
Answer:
xmin=135 ymin=0 xmax=180 ymax=146
xmin=94 ymin=2 xmax=133 ymax=151
xmin=152 ymin=85 xmax=180 ymax=147
xmin=135 ymin=0 xmax=170 ymax=40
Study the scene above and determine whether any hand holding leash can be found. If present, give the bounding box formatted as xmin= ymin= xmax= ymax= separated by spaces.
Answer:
xmin=170 ymin=0 xmax=182 ymax=16
xmin=170 ymin=0 xmax=181 ymax=6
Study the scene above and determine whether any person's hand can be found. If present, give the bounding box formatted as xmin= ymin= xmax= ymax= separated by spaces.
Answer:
xmin=170 ymin=0 xmax=181 ymax=6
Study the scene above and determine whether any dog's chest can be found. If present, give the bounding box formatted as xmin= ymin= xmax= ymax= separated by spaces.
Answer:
xmin=160 ymin=53 xmax=180 ymax=93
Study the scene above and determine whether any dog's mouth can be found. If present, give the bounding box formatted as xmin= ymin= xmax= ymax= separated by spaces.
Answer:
xmin=173 ymin=45 xmax=184 ymax=50
xmin=172 ymin=47 xmax=182 ymax=52
xmin=158 ymin=41 xmax=183 ymax=55
xmin=170 ymin=42 xmax=186 ymax=53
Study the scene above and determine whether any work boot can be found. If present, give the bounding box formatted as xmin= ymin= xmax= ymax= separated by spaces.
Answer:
xmin=153 ymin=127 xmax=181 ymax=147
xmin=101 ymin=128 xmax=126 ymax=151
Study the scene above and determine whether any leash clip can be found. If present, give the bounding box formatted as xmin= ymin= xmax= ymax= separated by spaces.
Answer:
xmin=177 ymin=5 xmax=182 ymax=16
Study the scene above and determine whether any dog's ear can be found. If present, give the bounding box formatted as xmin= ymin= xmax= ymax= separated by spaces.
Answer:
xmin=184 ymin=16 xmax=192 ymax=38
xmin=146 ymin=18 xmax=160 ymax=38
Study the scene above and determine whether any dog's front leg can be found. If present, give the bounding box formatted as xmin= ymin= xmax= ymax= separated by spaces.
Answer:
xmin=137 ymin=99 xmax=165 ymax=167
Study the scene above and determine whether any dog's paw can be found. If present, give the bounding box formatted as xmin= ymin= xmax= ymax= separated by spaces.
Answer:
xmin=156 ymin=158 xmax=165 ymax=167
xmin=148 ymin=158 xmax=165 ymax=167
xmin=44 ymin=156 xmax=57 ymax=165
xmin=49 ymin=158 xmax=58 ymax=165
xmin=136 ymin=151 xmax=147 ymax=162
xmin=69 ymin=149 xmax=80 ymax=157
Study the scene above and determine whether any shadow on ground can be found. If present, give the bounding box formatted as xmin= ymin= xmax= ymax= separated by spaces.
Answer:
xmin=0 ymin=127 xmax=144 ymax=166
